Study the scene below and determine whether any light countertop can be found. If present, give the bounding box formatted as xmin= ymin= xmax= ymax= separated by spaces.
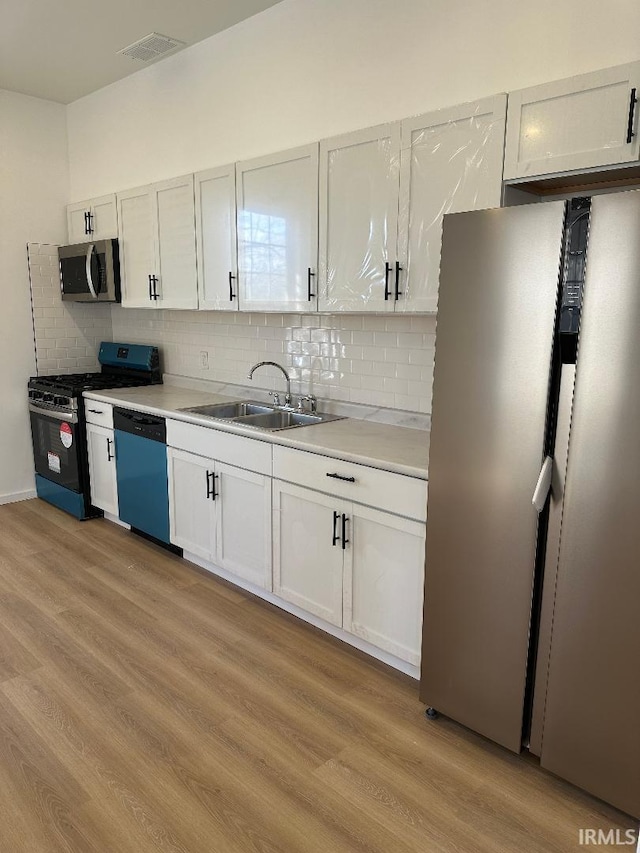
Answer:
xmin=84 ymin=384 xmax=429 ymax=480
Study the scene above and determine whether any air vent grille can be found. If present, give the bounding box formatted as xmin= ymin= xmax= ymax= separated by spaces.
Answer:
xmin=118 ymin=33 xmax=186 ymax=62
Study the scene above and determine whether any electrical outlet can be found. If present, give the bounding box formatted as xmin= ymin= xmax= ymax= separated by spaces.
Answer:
xmin=199 ymin=350 xmax=209 ymax=369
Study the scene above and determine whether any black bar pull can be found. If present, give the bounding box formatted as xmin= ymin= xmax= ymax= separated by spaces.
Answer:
xmin=106 ymin=438 xmax=114 ymax=461
xmin=206 ymin=470 xmax=214 ymax=499
xmin=87 ymin=211 xmax=94 ymax=235
xmin=229 ymin=271 xmax=236 ymax=301
xmin=148 ymin=274 xmax=153 ymax=301
xmin=326 ymin=472 xmax=356 ymax=483
xmin=332 ymin=510 xmax=340 ymax=546
xmin=394 ymin=261 xmax=403 ymax=300
xmin=212 ymin=473 xmax=219 ymax=500
xmin=384 ymin=261 xmax=392 ymax=300
xmin=626 ymin=88 xmax=637 ymax=144
xmin=151 ymin=275 xmax=159 ymax=301
xmin=307 ymin=267 xmax=316 ymax=301
xmin=84 ymin=211 xmax=90 ymax=235
xmin=341 ymin=514 xmax=349 ymax=550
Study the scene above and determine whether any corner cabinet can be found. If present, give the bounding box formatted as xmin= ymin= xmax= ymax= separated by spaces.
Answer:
xmin=117 ymin=175 xmax=198 ymax=310
xmin=236 ymin=145 xmax=319 ymax=313
xmin=67 ymin=194 xmax=117 ymax=243
xmin=166 ymin=422 xmax=272 ymax=591
xmin=318 ymin=95 xmax=506 ymax=314
xmin=195 ymin=165 xmax=238 ymax=311
xmin=504 ymin=61 xmax=640 ymax=180
xmin=272 ymin=446 xmax=427 ymax=665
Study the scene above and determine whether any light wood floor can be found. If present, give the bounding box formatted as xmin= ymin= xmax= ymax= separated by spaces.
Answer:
xmin=0 ymin=498 xmax=634 ymax=852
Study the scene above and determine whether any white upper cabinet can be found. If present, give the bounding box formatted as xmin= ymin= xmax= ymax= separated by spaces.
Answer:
xmin=504 ymin=62 xmax=640 ymax=180
xmin=195 ymin=165 xmax=238 ymax=311
xmin=67 ymin=194 xmax=117 ymax=243
xmin=397 ymin=95 xmax=507 ymax=313
xmin=117 ymin=175 xmax=197 ymax=310
xmin=319 ymin=124 xmax=401 ymax=313
xmin=236 ymin=145 xmax=319 ymax=313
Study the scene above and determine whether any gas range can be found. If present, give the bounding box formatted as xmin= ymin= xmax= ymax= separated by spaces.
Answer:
xmin=28 ymin=342 xmax=162 ymax=520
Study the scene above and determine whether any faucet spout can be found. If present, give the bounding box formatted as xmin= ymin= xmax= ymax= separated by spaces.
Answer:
xmin=247 ymin=361 xmax=291 ymax=406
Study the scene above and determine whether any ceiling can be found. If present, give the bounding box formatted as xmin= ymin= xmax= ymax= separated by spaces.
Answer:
xmin=0 ymin=0 xmax=283 ymax=104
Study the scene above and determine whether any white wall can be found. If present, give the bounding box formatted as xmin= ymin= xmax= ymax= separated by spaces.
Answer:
xmin=0 ymin=91 xmax=69 ymax=503
xmin=67 ymin=0 xmax=640 ymax=198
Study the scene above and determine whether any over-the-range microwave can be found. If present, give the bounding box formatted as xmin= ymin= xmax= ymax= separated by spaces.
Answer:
xmin=58 ymin=239 xmax=121 ymax=302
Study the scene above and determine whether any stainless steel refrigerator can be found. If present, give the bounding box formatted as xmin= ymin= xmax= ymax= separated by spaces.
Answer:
xmin=420 ymin=190 xmax=640 ymax=819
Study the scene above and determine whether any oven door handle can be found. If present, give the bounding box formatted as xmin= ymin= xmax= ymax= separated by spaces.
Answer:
xmin=85 ymin=243 xmax=98 ymax=299
xmin=29 ymin=403 xmax=78 ymax=424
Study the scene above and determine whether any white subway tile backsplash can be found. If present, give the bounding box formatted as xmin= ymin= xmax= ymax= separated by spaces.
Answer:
xmin=111 ymin=307 xmax=436 ymax=413
xmin=28 ymin=243 xmax=113 ymax=375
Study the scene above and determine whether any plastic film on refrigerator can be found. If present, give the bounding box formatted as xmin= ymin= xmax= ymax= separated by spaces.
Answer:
xmin=396 ymin=94 xmax=507 ymax=313
xmin=319 ymin=124 xmax=401 ymax=312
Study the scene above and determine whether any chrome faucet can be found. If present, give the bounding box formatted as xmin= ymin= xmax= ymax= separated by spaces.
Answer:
xmin=248 ymin=361 xmax=292 ymax=406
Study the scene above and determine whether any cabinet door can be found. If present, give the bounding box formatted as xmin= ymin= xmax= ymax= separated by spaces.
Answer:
xmin=215 ymin=462 xmax=271 ymax=590
xmin=236 ymin=145 xmax=318 ymax=313
xmin=195 ymin=165 xmax=238 ymax=311
xmin=117 ymin=186 xmax=156 ymax=308
xmin=318 ymin=124 xmax=401 ymax=312
xmin=86 ymin=424 xmax=118 ymax=516
xmin=90 ymin=194 xmax=118 ymax=240
xmin=344 ymin=505 xmax=425 ymax=665
xmin=167 ymin=448 xmax=216 ymax=560
xmin=397 ymin=95 xmax=506 ymax=313
xmin=504 ymin=61 xmax=640 ymax=179
xmin=273 ymin=481 xmax=345 ymax=626
xmin=153 ymin=175 xmax=198 ymax=310
xmin=67 ymin=202 xmax=90 ymax=243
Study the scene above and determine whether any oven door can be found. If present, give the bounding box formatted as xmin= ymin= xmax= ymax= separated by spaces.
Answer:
xmin=29 ymin=403 xmax=83 ymax=491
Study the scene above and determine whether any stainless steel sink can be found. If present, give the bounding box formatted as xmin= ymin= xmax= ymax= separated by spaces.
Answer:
xmin=179 ymin=400 xmax=342 ymax=431
xmin=183 ymin=401 xmax=273 ymax=419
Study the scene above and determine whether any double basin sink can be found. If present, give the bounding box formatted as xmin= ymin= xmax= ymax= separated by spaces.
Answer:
xmin=179 ymin=400 xmax=343 ymax=432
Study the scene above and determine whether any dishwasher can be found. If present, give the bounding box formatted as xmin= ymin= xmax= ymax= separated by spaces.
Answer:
xmin=113 ymin=407 xmax=171 ymax=544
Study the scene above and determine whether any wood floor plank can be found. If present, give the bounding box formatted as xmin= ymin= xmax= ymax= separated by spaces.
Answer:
xmin=0 ymin=500 xmax=634 ymax=853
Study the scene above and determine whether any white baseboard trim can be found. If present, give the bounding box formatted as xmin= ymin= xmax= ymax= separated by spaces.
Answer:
xmin=184 ymin=550 xmax=420 ymax=680
xmin=0 ymin=489 xmax=37 ymax=506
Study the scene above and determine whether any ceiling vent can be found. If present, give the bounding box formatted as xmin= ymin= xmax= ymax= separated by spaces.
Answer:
xmin=118 ymin=33 xmax=186 ymax=62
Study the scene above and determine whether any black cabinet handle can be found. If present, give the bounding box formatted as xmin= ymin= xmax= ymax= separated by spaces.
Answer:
xmin=84 ymin=211 xmax=90 ymax=235
xmin=627 ymin=88 xmax=637 ymax=144
xmin=148 ymin=274 xmax=153 ymax=301
xmin=326 ymin=472 xmax=356 ymax=483
xmin=394 ymin=261 xmax=403 ymax=300
xmin=307 ymin=267 xmax=316 ymax=301
xmin=384 ymin=262 xmax=392 ymax=300
xmin=206 ymin=470 xmax=214 ymax=499
xmin=229 ymin=271 xmax=236 ymax=301
xmin=150 ymin=275 xmax=159 ymax=301
xmin=341 ymin=514 xmax=349 ymax=550
xmin=332 ymin=510 xmax=340 ymax=546
xmin=106 ymin=438 xmax=114 ymax=461
xmin=88 ymin=409 xmax=103 ymax=414
xmin=87 ymin=211 xmax=94 ymax=235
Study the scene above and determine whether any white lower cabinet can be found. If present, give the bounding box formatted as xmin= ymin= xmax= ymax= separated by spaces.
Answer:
xmin=86 ymin=423 xmax=118 ymax=516
xmin=345 ymin=504 xmax=425 ymax=666
xmin=273 ymin=478 xmax=426 ymax=663
xmin=273 ymin=482 xmax=346 ymax=626
xmin=168 ymin=447 xmax=272 ymax=591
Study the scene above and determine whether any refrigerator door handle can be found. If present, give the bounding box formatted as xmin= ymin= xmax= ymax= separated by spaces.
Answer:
xmin=532 ymin=456 xmax=554 ymax=513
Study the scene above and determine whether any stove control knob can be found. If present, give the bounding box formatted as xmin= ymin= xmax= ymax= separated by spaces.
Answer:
xmin=54 ymin=396 xmax=67 ymax=407
xmin=42 ymin=393 xmax=54 ymax=404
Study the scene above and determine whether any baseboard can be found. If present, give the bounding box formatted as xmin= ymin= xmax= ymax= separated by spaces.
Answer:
xmin=0 ymin=489 xmax=37 ymax=506
xmin=184 ymin=550 xmax=421 ymax=680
